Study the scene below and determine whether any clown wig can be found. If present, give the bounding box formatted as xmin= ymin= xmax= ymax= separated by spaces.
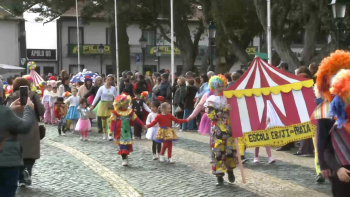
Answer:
xmin=316 ymin=50 xmax=350 ymax=101
xmin=329 ymin=69 xmax=350 ymax=127
xmin=22 ymin=75 xmax=33 ymax=83
xmin=208 ymin=74 xmax=227 ymax=92
xmin=38 ymin=81 xmax=47 ymax=89
xmin=141 ymin=91 xmax=148 ymax=99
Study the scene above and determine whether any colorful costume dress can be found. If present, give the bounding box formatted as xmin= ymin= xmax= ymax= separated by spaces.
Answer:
xmin=65 ymin=95 xmax=80 ymax=120
xmin=205 ymin=95 xmax=237 ymax=176
xmin=110 ymin=109 xmax=144 ymax=155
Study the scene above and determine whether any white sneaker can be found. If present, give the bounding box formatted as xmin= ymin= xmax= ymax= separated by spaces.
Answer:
xmin=254 ymin=157 xmax=260 ymax=163
xmin=84 ymin=137 xmax=88 ymax=141
xmin=159 ymin=155 xmax=165 ymax=162
xmin=102 ymin=134 xmax=106 ymax=140
xmin=155 ymin=153 xmax=159 ymax=160
xmin=122 ymin=160 xmax=128 ymax=166
xmin=62 ymin=132 xmax=66 ymax=136
xmin=153 ymin=154 xmax=158 ymax=160
xmin=80 ymin=136 xmax=83 ymax=141
xmin=108 ymin=135 xmax=113 ymax=141
xmin=168 ymin=158 xmax=175 ymax=164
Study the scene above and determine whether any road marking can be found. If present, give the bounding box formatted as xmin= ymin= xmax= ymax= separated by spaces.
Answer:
xmin=46 ymin=139 xmax=142 ymax=197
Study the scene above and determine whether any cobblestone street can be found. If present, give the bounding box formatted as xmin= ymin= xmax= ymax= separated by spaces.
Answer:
xmin=17 ymin=125 xmax=333 ymax=197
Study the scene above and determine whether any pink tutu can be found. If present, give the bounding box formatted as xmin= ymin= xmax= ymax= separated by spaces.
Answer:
xmin=75 ymin=118 xmax=91 ymax=131
xmin=198 ymin=113 xmax=211 ymax=135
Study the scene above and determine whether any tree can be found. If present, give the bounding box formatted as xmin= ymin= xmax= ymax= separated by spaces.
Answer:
xmin=254 ymin=0 xmax=336 ymax=71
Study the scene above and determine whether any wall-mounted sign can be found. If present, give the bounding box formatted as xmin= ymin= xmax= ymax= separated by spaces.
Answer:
xmin=69 ymin=44 xmax=111 ymax=55
xmin=27 ymin=49 xmax=56 ymax=60
xmin=246 ymin=47 xmax=258 ymax=56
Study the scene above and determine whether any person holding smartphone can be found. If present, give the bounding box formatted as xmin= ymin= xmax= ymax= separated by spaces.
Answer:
xmin=5 ymin=77 xmax=45 ymax=187
xmin=0 ymin=95 xmax=35 ymax=196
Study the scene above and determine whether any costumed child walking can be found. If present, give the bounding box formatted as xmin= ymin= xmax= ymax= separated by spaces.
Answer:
xmin=64 ymin=87 xmax=80 ymax=133
xmin=147 ymin=102 xmax=188 ymax=163
xmin=54 ymin=97 xmax=67 ymax=135
xmin=76 ymin=98 xmax=91 ymax=141
xmin=110 ymin=95 xmax=146 ymax=166
xmin=132 ymin=88 xmax=151 ymax=139
xmin=42 ymin=82 xmax=52 ymax=124
xmin=49 ymin=82 xmax=59 ymax=124
xmin=204 ymin=75 xmax=237 ymax=186
xmin=146 ymin=101 xmax=162 ymax=160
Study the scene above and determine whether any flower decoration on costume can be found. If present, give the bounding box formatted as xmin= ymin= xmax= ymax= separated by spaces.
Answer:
xmin=141 ymin=91 xmax=148 ymax=99
xmin=113 ymin=94 xmax=132 ymax=109
xmin=63 ymin=91 xmax=71 ymax=99
xmin=22 ymin=75 xmax=33 ymax=83
xmin=328 ymin=69 xmax=350 ymax=127
xmin=27 ymin=61 xmax=37 ymax=70
xmin=316 ymin=50 xmax=350 ymax=101
xmin=209 ymin=74 xmax=227 ymax=92
xmin=38 ymin=81 xmax=47 ymax=89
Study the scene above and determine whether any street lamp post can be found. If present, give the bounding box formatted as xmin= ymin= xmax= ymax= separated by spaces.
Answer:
xmin=98 ymin=43 xmax=104 ymax=74
xmin=207 ymin=22 xmax=216 ymax=72
xmin=330 ymin=0 xmax=350 ymax=49
xmin=139 ymin=37 xmax=147 ymax=74
xmin=156 ymin=47 xmax=161 ymax=72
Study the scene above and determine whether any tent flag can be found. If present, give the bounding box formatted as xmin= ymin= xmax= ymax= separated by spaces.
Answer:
xmin=225 ymin=57 xmax=317 ymax=147
xmin=29 ymin=70 xmax=44 ymax=87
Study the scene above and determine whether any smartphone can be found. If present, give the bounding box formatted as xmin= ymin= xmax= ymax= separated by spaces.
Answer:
xmin=19 ymin=86 xmax=29 ymax=106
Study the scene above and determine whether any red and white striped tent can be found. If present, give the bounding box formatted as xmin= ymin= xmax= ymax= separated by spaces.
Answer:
xmin=224 ymin=57 xmax=316 ymax=138
xmin=29 ymin=69 xmax=44 ymax=87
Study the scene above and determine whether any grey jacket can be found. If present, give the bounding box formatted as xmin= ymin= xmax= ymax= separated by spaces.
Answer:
xmin=7 ymin=91 xmax=45 ymax=159
xmin=0 ymin=105 xmax=35 ymax=167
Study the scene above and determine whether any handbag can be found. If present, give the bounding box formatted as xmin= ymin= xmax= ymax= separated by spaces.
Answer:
xmin=107 ymin=101 xmax=114 ymax=109
xmin=175 ymin=106 xmax=183 ymax=113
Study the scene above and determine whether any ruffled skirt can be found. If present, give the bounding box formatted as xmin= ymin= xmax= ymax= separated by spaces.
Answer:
xmin=75 ymin=118 xmax=91 ymax=131
xmin=156 ymin=127 xmax=177 ymax=142
xmin=198 ymin=113 xmax=211 ymax=135
xmin=146 ymin=127 xmax=159 ymax=141
xmin=66 ymin=105 xmax=80 ymax=120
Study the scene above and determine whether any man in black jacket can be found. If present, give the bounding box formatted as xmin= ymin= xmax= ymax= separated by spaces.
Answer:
xmin=156 ymin=73 xmax=170 ymax=101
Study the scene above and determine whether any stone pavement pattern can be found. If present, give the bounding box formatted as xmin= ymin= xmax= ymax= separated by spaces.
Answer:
xmin=17 ymin=125 xmax=333 ymax=197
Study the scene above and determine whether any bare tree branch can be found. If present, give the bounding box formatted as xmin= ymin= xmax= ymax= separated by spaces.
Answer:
xmin=156 ymin=21 xmax=181 ymax=49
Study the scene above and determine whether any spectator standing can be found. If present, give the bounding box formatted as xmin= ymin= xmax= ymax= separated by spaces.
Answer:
xmin=207 ymin=71 xmax=215 ymax=80
xmin=181 ymin=79 xmax=198 ymax=131
xmin=133 ymin=74 xmax=151 ymax=93
xmin=6 ymin=77 xmax=45 ymax=187
xmin=58 ymin=77 xmax=71 ymax=97
xmin=227 ymin=72 xmax=242 ymax=88
xmin=156 ymin=73 xmax=170 ymax=100
xmin=185 ymin=71 xmax=194 ymax=85
xmin=0 ymin=97 xmax=35 ymax=196
xmin=174 ymin=77 xmax=186 ymax=127
xmin=152 ymin=77 xmax=161 ymax=101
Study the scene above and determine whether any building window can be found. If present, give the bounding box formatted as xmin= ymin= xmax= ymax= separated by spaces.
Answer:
xmin=142 ymin=29 xmax=156 ymax=46
xmin=43 ymin=67 xmax=54 ymax=75
xmin=143 ymin=65 xmax=157 ymax=75
xmin=106 ymin=65 xmax=114 ymax=75
xmin=69 ymin=64 xmax=85 ymax=75
xmin=68 ymin=27 xmax=84 ymax=45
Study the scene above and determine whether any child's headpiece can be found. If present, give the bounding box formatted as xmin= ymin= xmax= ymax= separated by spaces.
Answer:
xmin=63 ymin=91 xmax=71 ymax=98
xmin=157 ymin=96 xmax=165 ymax=102
xmin=316 ymin=50 xmax=350 ymax=101
xmin=208 ymin=74 xmax=227 ymax=92
xmin=328 ymin=69 xmax=350 ymax=127
xmin=114 ymin=94 xmax=132 ymax=109
xmin=49 ymin=76 xmax=57 ymax=81
xmin=141 ymin=91 xmax=148 ymax=99
xmin=38 ymin=81 xmax=47 ymax=89
xmin=22 ymin=75 xmax=33 ymax=83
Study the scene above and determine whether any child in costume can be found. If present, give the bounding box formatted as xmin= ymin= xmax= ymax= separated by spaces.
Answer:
xmin=110 ymin=95 xmax=146 ymax=166
xmin=76 ymin=98 xmax=91 ymax=141
xmin=132 ymin=88 xmax=151 ymax=139
xmin=147 ymin=102 xmax=188 ymax=163
xmin=204 ymin=74 xmax=237 ymax=186
xmin=64 ymin=87 xmax=80 ymax=133
xmin=141 ymin=91 xmax=150 ymax=124
xmin=146 ymin=101 xmax=162 ymax=160
xmin=324 ymin=69 xmax=350 ymax=196
xmin=50 ymin=82 xmax=59 ymax=124
xmin=42 ymin=82 xmax=52 ymax=124
xmin=54 ymin=97 xmax=67 ymax=135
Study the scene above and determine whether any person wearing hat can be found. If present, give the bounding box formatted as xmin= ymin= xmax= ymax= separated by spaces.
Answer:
xmin=110 ymin=94 xmax=146 ymax=166
xmin=54 ymin=97 xmax=67 ymax=135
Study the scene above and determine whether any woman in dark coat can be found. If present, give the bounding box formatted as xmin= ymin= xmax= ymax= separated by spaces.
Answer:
xmin=6 ymin=77 xmax=45 ymax=187
xmin=181 ymin=79 xmax=198 ymax=131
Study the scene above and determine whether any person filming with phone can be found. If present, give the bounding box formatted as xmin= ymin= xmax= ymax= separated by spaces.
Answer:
xmin=4 ymin=77 xmax=45 ymax=190
xmin=0 ymin=79 xmax=36 ymax=196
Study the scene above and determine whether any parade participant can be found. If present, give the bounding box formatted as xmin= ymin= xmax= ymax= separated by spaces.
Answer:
xmin=313 ymin=50 xmax=350 ymax=184
xmin=132 ymin=88 xmax=151 ymax=139
xmin=64 ymin=87 xmax=80 ymax=133
xmin=146 ymin=101 xmax=162 ymax=160
xmin=58 ymin=77 xmax=71 ymax=97
xmin=91 ymin=74 xmax=118 ymax=140
xmin=78 ymin=76 xmax=93 ymax=103
xmin=110 ymin=94 xmax=146 ymax=166
xmin=42 ymin=82 xmax=52 ymax=124
xmin=141 ymin=91 xmax=150 ymax=124
xmin=147 ymin=102 xmax=188 ymax=164
xmin=84 ymin=76 xmax=103 ymax=133
xmin=38 ymin=81 xmax=46 ymax=99
xmin=49 ymin=81 xmax=59 ymax=124
xmin=76 ymin=98 xmax=91 ymax=141
xmin=204 ymin=74 xmax=237 ymax=186
xmin=54 ymin=98 xmax=67 ymax=135
xmin=324 ymin=69 xmax=350 ymax=196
